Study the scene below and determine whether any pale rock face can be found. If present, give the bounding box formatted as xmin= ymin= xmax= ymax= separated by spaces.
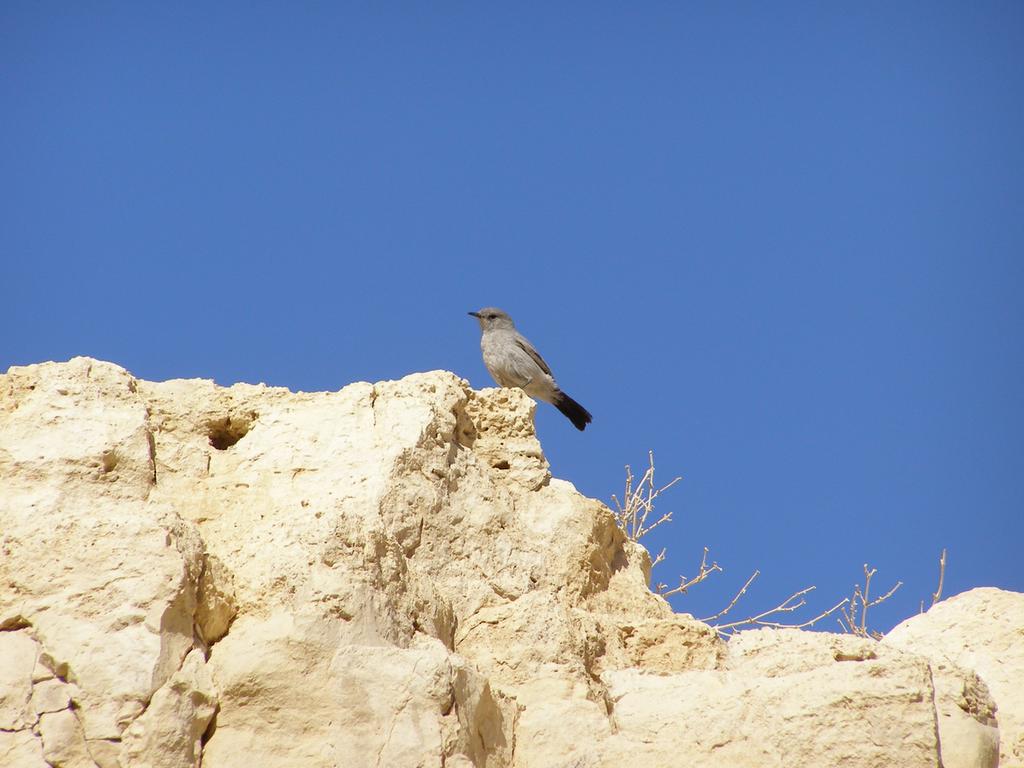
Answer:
xmin=0 ymin=630 xmax=39 ymax=732
xmin=0 ymin=358 xmax=1019 ymax=768
xmin=119 ymin=649 xmax=216 ymax=768
xmin=883 ymin=588 xmax=1024 ymax=768
xmin=595 ymin=628 xmax=998 ymax=768
xmin=1 ymin=359 xmax=208 ymax=765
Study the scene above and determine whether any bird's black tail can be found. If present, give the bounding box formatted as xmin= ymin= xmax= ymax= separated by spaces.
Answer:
xmin=553 ymin=391 xmax=593 ymax=431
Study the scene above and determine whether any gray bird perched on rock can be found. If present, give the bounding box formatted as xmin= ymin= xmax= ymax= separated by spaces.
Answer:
xmin=468 ymin=307 xmax=593 ymax=431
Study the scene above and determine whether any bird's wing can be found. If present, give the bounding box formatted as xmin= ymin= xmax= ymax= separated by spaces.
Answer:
xmin=515 ymin=336 xmax=553 ymax=377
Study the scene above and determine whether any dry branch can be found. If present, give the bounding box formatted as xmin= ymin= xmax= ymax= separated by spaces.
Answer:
xmin=701 ymin=570 xmax=760 ymax=624
xmin=611 ymin=451 xmax=681 ymax=542
xmin=707 ymin=580 xmax=848 ymax=635
xmin=657 ymin=547 xmax=723 ymax=597
xmin=610 ymin=452 xmax=861 ymax=637
xmin=839 ymin=563 xmax=902 ymax=639
xmin=931 ymin=548 xmax=947 ymax=607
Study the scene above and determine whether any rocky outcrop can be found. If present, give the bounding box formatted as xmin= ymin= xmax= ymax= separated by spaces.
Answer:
xmin=884 ymin=588 xmax=1024 ymax=768
xmin=602 ymin=626 xmax=1000 ymax=768
xmin=0 ymin=358 xmax=1018 ymax=767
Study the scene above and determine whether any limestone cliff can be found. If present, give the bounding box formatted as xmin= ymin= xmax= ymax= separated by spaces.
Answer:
xmin=0 ymin=358 xmax=1019 ymax=767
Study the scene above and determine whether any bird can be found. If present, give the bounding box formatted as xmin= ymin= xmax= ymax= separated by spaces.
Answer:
xmin=468 ymin=307 xmax=593 ymax=431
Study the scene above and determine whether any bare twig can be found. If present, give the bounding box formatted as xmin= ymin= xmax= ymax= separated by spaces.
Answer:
xmin=700 ymin=570 xmax=760 ymax=623
xmin=840 ymin=563 xmax=902 ymax=639
xmin=859 ymin=565 xmax=875 ymax=636
xmin=612 ymin=452 xmax=725 ymax=600
xmin=651 ymin=548 xmax=667 ymax=569
xmin=609 ymin=452 xmax=870 ymax=637
xmin=705 ymin=579 xmax=849 ymax=636
xmin=712 ymin=584 xmax=813 ymax=631
xmin=756 ymin=596 xmax=849 ymax=631
xmin=840 ymin=599 xmax=857 ymax=634
xmin=611 ymin=451 xmax=681 ymax=542
xmin=931 ymin=549 xmax=947 ymax=607
xmin=871 ymin=580 xmax=903 ymax=606
xmin=658 ymin=547 xmax=723 ymax=597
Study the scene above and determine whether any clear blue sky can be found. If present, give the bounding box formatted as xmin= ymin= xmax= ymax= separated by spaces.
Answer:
xmin=3 ymin=3 xmax=1022 ymax=633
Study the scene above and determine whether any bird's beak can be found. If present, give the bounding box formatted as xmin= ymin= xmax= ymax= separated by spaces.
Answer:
xmin=468 ymin=311 xmax=480 ymax=318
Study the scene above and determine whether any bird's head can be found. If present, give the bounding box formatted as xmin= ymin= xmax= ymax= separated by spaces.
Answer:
xmin=468 ymin=307 xmax=515 ymax=331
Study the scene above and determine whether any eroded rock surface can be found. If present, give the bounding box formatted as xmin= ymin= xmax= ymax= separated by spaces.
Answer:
xmin=884 ymin=588 xmax=1024 ymax=768
xmin=0 ymin=358 xmax=1018 ymax=767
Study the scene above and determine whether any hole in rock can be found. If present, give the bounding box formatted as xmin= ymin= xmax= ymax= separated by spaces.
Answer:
xmin=1 ymin=615 xmax=31 ymax=631
xmin=206 ymin=413 xmax=256 ymax=450
xmin=100 ymin=451 xmax=119 ymax=473
xmin=491 ymin=459 xmax=511 ymax=470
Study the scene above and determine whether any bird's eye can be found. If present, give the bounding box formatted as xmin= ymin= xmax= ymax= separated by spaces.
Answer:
xmin=488 ymin=314 xmax=496 ymax=319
